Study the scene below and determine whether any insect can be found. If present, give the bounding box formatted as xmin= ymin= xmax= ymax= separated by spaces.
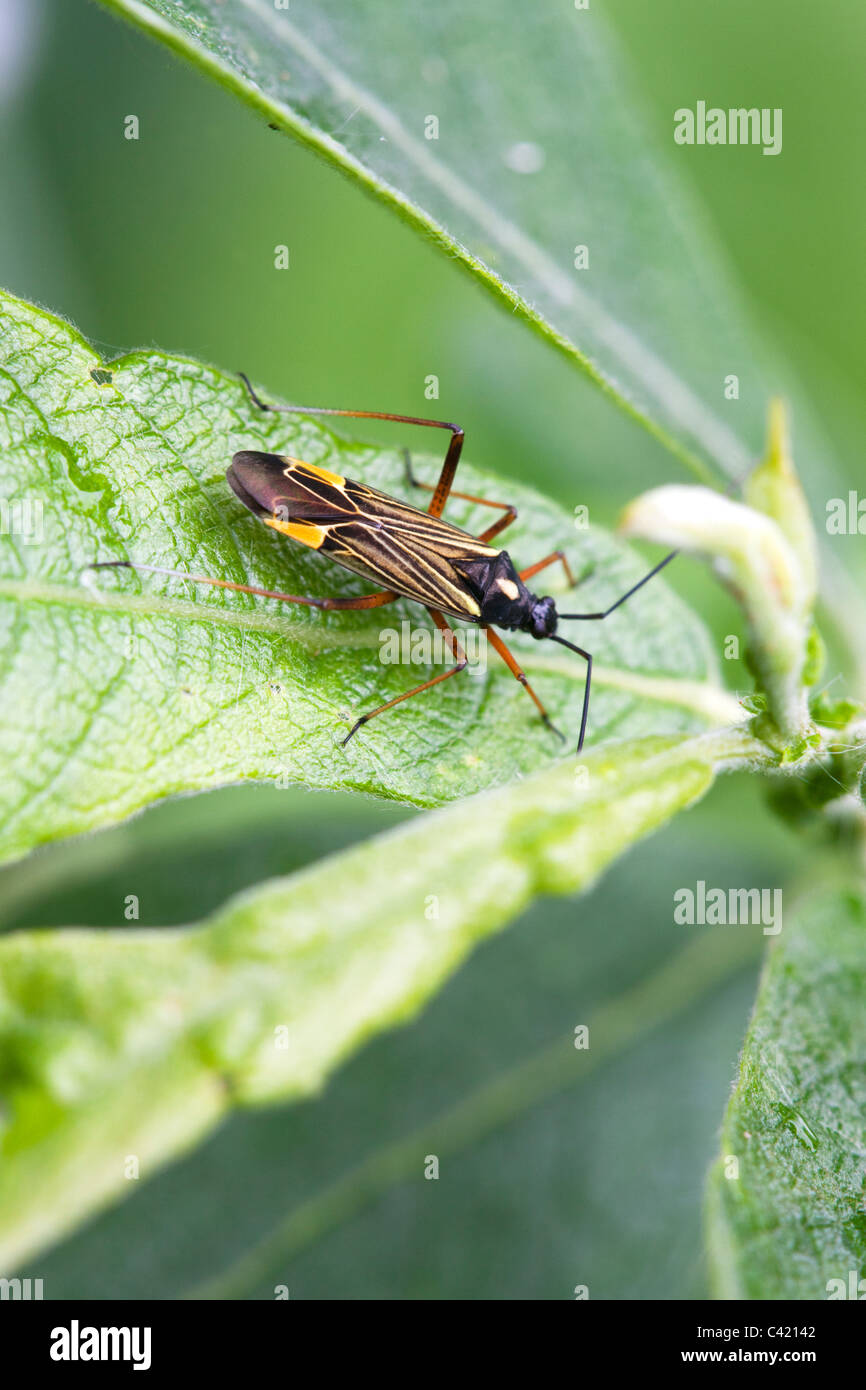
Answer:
xmin=91 ymin=376 xmax=676 ymax=751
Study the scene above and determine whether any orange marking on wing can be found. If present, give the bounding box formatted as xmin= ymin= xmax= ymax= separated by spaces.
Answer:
xmin=265 ymin=516 xmax=327 ymax=549
xmin=282 ymin=457 xmax=345 ymax=488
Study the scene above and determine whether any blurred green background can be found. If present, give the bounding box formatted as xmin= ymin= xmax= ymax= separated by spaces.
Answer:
xmin=0 ymin=0 xmax=861 ymax=1297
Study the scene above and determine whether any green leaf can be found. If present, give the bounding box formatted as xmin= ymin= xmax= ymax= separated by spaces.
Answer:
xmin=0 ymin=287 xmax=733 ymax=862
xmin=7 ymin=772 xmax=790 ymax=1298
xmin=96 ymin=0 xmax=771 ymax=482
xmin=706 ymin=883 xmax=866 ymax=1299
xmin=0 ymin=727 xmax=760 ymax=1271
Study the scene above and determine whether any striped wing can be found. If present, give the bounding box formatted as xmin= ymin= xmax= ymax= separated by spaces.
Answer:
xmin=263 ymin=458 xmax=500 ymax=621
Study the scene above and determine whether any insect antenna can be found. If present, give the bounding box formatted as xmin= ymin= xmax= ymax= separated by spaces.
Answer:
xmin=551 ymin=548 xmax=678 ymax=752
xmin=558 ymin=550 xmax=678 ymax=621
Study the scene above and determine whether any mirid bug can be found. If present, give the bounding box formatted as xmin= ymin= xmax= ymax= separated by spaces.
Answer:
xmin=91 ymin=376 xmax=676 ymax=751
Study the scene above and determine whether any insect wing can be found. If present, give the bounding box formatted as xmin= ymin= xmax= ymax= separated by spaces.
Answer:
xmin=230 ymin=452 xmax=500 ymax=621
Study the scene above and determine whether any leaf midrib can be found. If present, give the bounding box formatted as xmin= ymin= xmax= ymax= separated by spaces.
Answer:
xmin=0 ymin=576 xmax=740 ymax=723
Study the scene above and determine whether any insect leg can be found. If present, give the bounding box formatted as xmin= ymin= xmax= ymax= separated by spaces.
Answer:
xmin=84 ymin=560 xmax=397 ymax=610
xmin=403 ymin=449 xmax=518 ymax=542
xmin=239 ymin=373 xmax=464 ymax=519
xmin=342 ymin=609 xmax=467 ymax=745
xmin=519 ymin=550 xmax=575 ymax=586
xmin=572 ymin=642 xmax=593 ymax=755
xmin=484 ymin=627 xmax=565 ymax=743
xmin=474 ymin=507 xmax=518 ymax=544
